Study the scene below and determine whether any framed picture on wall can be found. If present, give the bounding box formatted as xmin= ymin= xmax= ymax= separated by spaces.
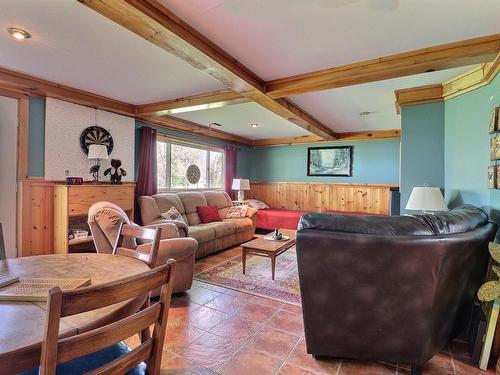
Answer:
xmin=488 ymin=166 xmax=497 ymax=189
xmin=491 ymin=135 xmax=500 ymax=160
xmin=489 ymin=107 xmax=500 ymax=134
xmin=307 ymin=146 xmax=353 ymax=177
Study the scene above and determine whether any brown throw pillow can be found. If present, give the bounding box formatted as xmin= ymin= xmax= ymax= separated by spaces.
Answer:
xmin=161 ymin=206 xmax=186 ymax=225
xmin=226 ymin=205 xmax=248 ymax=219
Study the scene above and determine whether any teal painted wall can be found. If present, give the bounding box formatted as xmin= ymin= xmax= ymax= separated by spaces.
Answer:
xmin=400 ymin=102 xmax=445 ymax=212
xmin=444 ymin=74 xmax=499 ymax=209
xmin=135 ymin=121 xmax=252 ymax=181
xmin=444 ymin=74 xmax=500 ymax=231
xmin=28 ymin=97 xmax=45 ymax=177
xmin=249 ymin=139 xmax=400 ymax=184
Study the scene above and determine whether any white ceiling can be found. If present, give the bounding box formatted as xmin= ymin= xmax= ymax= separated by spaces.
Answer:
xmin=290 ymin=66 xmax=476 ymax=133
xmin=0 ymin=0 xmax=225 ymax=104
xmin=0 ymin=0 xmax=497 ymax=139
xmin=161 ymin=0 xmax=500 ymax=80
xmin=173 ymin=102 xmax=311 ymax=140
xmin=172 ymin=66 xmax=476 ymax=138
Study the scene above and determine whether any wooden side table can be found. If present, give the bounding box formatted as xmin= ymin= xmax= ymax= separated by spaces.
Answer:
xmin=241 ymin=229 xmax=296 ymax=280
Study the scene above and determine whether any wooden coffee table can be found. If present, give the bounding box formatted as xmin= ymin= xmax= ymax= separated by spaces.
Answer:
xmin=241 ymin=229 xmax=296 ymax=280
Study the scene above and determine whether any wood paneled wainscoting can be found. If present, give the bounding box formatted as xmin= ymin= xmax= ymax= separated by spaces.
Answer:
xmin=247 ymin=182 xmax=398 ymax=215
xmin=18 ymin=180 xmax=135 ymax=257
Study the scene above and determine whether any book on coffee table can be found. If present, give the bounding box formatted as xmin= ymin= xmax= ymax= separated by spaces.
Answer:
xmin=0 ymin=277 xmax=91 ymax=302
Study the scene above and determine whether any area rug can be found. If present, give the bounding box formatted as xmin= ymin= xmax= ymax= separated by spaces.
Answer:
xmin=194 ymin=248 xmax=301 ymax=306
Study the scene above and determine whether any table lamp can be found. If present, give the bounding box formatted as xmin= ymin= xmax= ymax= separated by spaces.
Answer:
xmin=232 ymin=178 xmax=250 ymax=201
xmin=405 ymin=186 xmax=448 ymax=213
xmin=88 ymin=144 xmax=108 ymax=183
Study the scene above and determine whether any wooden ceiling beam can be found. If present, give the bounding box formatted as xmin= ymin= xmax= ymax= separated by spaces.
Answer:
xmin=394 ymin=56 xmax=499 ymax=112
xmin=79 ymin=0 xmax=337 ymax=140
xmin=135 ymin=89 xmax=248 ymax=116
xmin=138 ymin=115 xmax=252 ymax=145
xmin=0 ymin=67 xmax=135 ymax=116
xmin=251 ymin=129 xmax=400 ymax=147
xmin=266 ymin=34 xmax=500 ymax=98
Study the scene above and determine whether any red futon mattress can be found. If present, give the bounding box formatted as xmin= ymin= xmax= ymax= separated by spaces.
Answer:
xmin=255 ymin=208 xmax=367 ymax=231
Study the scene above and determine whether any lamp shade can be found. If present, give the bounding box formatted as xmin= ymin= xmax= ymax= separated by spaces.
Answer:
xmin=87 ymin=144 xmax=109 ymax=160
xmin=231 ymin=178 xmax=250 ymax=191
xmin=405 ymin=187 xmax=448 ymax=212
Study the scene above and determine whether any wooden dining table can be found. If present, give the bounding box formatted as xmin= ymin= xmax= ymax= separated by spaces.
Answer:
xmin=0 ymin=253 xmax=150 ymax=374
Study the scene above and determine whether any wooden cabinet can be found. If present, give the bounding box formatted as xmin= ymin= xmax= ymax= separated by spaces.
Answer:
xmin=19 ymin=181 xmax=135 ymax=256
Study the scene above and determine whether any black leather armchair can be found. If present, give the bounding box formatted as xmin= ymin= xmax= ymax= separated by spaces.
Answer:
xmin=296 ymin=205 xmax=497 ymax=375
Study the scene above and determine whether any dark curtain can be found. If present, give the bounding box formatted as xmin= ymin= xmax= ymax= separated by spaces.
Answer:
xmin=136 ymin=126 xmax=157 ymax=198
xmin=224 ymin=146 xmax=237 ymax=199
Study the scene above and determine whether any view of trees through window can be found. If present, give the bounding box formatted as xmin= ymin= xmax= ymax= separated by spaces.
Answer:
xmin=157 ymin=139 xmax=224 ymax=190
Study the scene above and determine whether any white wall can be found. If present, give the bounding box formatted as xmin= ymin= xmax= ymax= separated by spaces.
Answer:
xmin=0 ymin=96 xmax=18 ymax=258
xmin=44 ymin=98 xmax=135 ymax=181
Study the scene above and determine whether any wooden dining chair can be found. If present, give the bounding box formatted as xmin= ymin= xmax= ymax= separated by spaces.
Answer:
xmin=0 ymin=222 xmax=5 ymax=260
xmin=35 ymin=261 xmax=176 ymax=375
xmin=112 ymin=223 xmax=162 ymax=267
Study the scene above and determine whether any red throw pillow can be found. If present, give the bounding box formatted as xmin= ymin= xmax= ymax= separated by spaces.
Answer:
xmin=196 ymin=205 xmax=222 ymax=223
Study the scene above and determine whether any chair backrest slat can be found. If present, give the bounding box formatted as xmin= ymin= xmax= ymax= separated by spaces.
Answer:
xmin=120 ymin=225 xmax=157 ymax=241
xmin=86 ymin=339 xmax=153 ymax=375
xmin=39 ymin=260 xmax=176 ymax=375
xmin=61 ymin=265 xmax=168 ymax=317
xmin=115 ymin=247 xmax=152 ymax=265
xmin=57 ymin=303 xmax=160 ymax=363
xmin=112 ymin=223 xmax=162 ymax=267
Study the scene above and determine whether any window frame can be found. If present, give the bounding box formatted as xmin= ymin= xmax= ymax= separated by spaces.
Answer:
xmin=156 ymin=135 xmax=225 ymax=192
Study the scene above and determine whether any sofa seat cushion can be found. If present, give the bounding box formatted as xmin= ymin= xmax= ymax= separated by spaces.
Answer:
xmin=188 ymin=225 xmax=216 ymax=243
xmin=224 ymin=218 xmax=253 ymax=233
xmin=209 ymin=221 xmax=236 ymax=238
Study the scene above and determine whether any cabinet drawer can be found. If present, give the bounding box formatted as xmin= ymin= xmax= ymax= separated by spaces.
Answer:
xmin=68 ymin=185 xmax=135 ymax=217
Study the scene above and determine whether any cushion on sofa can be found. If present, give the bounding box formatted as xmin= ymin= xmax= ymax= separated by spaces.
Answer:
xmin=224 ymin=218 xmax=253 ymax=233
xmin=197 ymin=205 xmax=222 ymax=223
xmin=137 ymin=196 xmax=162 ymax=225
xmin=209 ymin=221 xmax=236 ymax=237
xmin=188 ymin=225 xmax=216 ymax=243
xmin=204 ymin=191 xmax=232 ymax=209
xmin=153 ymin=193 xmax=185 ymax=215
xmin=226 ymin=205 xmax=248 ymax=219
xmin=178 ymin=192 xmax=207 ymax=226
xmin=161 ymin=206 xmax=186 ymax=225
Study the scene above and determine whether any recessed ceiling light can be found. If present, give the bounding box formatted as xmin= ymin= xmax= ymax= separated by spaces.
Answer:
xmin=359 ymin=111 xmax=375 ymax=117
xmin=250 ymin=123 xmax=260 ymax=128
xmin=7 ymin=27 xmax=31 ymax=40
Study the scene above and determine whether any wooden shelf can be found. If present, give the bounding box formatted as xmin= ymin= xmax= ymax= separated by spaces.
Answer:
xmin=68 ymin=236 xmax=93 ymax=246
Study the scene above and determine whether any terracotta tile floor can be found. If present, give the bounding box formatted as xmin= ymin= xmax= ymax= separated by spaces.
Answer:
xmin=126 ymin=246 xmax=497 ymax=375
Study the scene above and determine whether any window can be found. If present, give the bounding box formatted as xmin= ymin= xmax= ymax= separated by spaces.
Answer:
xmin=157 ymin=138 xmax=224 ymax=190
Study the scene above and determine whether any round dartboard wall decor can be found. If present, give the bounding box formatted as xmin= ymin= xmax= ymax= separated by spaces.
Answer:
xmin=79 ymin=125 xmax=114 ymax=155
xmin=186 ymin=164 xmax=201 ymax=184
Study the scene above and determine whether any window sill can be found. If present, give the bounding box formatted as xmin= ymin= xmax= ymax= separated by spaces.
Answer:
xmin=157 ymin=188 xmax=224 ymax=193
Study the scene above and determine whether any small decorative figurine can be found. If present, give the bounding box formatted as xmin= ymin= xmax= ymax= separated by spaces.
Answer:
xmin=104 ymin=158 xmax=127 ymax=184
xmin=89 ymin=164 xmax=100 ymax=182
xmin=272 ymin=228 xmax=282 ymax=240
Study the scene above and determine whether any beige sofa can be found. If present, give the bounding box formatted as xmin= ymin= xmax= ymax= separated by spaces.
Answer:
xmin=139 ymin=191 xmax=256 ymax=259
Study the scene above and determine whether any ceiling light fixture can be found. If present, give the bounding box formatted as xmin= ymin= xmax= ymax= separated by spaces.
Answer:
xmin=250 ymin=123 xmax=260 ymax=128
xmin=359 ymin=111 xmax=375 ymax=117
xmin=7 ymin=27 xmax=32 ymax=40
